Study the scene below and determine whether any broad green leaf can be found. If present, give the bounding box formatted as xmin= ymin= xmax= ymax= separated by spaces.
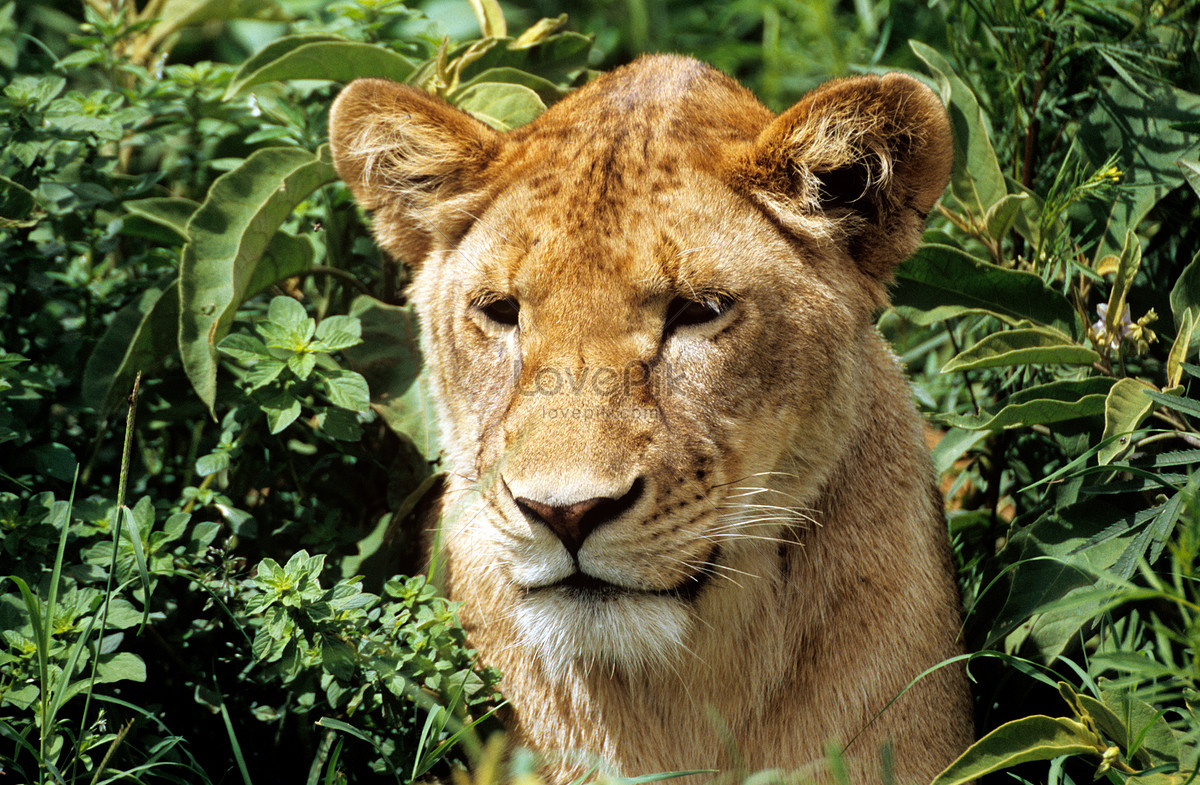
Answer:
xmin=287 ymin=351 xmax=317 ymax=380
xmin=217 ymin=332 xmax=272 ymax=363
xmin=1181 ymin=159 xmax=1200 ymax=199
xmin=225 ymin=39 xmax=417 ymax=99
xmin=984 ymin=193 xmax=1030 ymax=242
xmin=323 ymin=370 xmax=370 ymax=413
xmin=938 ymin=378 xmax=1114 ymax=431
xmin=261 ymin=388 xmax=302 ymax=434
xmin=196 ymin=451 xmax=231 ymax=477
xmin=942 ymin=327 xmax=1098 ymax=373
xmin=1170 ymin=253 xmax=1200 ymax=333
xmin=178 ymin=146 xmax=334 ymax=412
xmin=893 ymin=244 xmax=1076 ymax=334
xmin=910 ymin=41 xmax=1007 ymax=219
xmin=1099 ymin=379 xmax=1157 ymax=465
xmin=82 ymin=278 xmax=181 ymax=412
xmin=122 ymin=197 xmax=199 ymax=242
xmin=267 ymin=296 xmax=313 ymax=344
xmin=931 ymin=715 xmax=1100 ymax=785
xmin=1099 ymin=684 xmax=1181 ymax=766
xmin=452 ymin=66 xmax=570 ymax=105
xmin=455 ymin=82 xmax=545 ymax=131
xmin=1076 ymin=79 xmax=1200 ymax=258
xmin=245 ymin=358 xmax=286 ymax=390
xmin=1167 ymin=309 xmax=1197 ymax=388
xmin=313 ymin=315 xmax=362 ymax=352
xmin=342 ymin=296 xmax=440 ymax=460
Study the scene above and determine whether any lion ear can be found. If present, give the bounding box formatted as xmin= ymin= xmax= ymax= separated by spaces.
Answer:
xmin=732 ymin=73 xmax=952 ymax=281
xmin=329 ymin=78 xmax=504 ymax=264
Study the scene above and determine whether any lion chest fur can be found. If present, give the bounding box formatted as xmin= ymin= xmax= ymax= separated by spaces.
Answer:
xmin=330 ymin=55 xmax=973 ymax=783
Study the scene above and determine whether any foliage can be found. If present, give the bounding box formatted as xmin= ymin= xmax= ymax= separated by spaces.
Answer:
xmin=0 ymin=0 xmax=584 ymax=780
xmin=2 ymin=0 xmax=1199 ymax=782
xmin=878 ymin=0 xmax=1200 ymax=782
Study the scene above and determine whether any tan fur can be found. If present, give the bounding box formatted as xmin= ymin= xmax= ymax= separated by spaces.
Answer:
xmin=330 ymin=55 xmax=972 ymax=784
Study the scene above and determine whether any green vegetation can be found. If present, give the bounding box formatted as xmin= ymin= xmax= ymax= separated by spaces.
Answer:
xmin=1 ymin=0 xmax=1198 ymax=783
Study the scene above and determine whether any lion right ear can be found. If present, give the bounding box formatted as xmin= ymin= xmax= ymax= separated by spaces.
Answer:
xmin=329 ymin=78 xmax=505 ymax=264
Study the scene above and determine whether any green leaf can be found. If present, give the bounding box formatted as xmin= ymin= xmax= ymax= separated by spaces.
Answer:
xmin=267 ymin=296 xmax=313 ymax=345
xmin=123 ymin=197 xmax=199 ymax=242
xmin=313 ymin=315 xmax=362 ymax=352
xmin=931 ymin=715 xmax=1100 ymax=785
xmin=225 ymin=38 xmax=416 ymax=99
xmin=261 ymin=388 xmax=302 ymax=434
xmin=178 ymin=146 xmax=334 ymax=411
xmin=287 ymin=351 xmax=317 ymax=380
xmin=1167 ymin=309 xmax=1197 ymax=388
xmin=452 ymin=66 xmax=570 ymax=105
xmin=910 ymin=41 xmax=1007 ymax=219
xmin=1077 ymin=79 xmax=1200 ymax=257
xmin=0 ymin=174 xmax=40 ymax=228
xmin=94 ymin=651 xmax=147 ymax=685
xmin=342 ymin=296 xmax=440 ymax=460
xmin=196 ymin=451 xmax=231 ymax=477
xmin=454 ymin=82 xmax=546 ymax=131
xmin=1099 ymin=684 xmax=1181 ymax=766
xmin=1099 ymin=379 xmax=1157 ymax=465
xmin=82 ymin=278 xmax=181 ymax=412
xmin=1170 ymin=253 xmax=1200 ymax=332
xmin=983 ymin=193 xmax=1030 ymax=242
xmin=1145 ymin=389 xmax=1200 ymax=420
xmin=893 ymin=244 xmax=1076 ymax=334
xmin=938 ymin=378 xmax=1114 ymax=431
xmin=942 ymin=327 xmax=1099 ymax=373
xmin=323 ymin=369 xmax=370 ymax=413
xmin=246 ymin=358 xmax=286 ymax=390
xmin=217 ymin=333 xmax=272 ymax=363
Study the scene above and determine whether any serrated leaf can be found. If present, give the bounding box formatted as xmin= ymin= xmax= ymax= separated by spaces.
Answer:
xmin=287 ymin=351 xmax=317 ymax=380
xmin=939 ymin=378 xmax=1114 ymax=431
xmin=225 ymin=38 xmax=416 ymax=99
xmin=82 ymin=278 xmax=181 ymax=412
xmin=1099 ymin=379 xmax=1158 ymax=465
xmin=1146 ymin=389 xmax=1200 ymax=420
xmin=267 ymin=296 xmax=314 ymax=345
xmin=942 ymin=327 xmax=1098 ymax=373
xmin=323 ymin=369 xmax=370 ymax=412
xmin=178 ymin=147 xmax=334 ymax=412
xmin=455 ymin=82 xmax=545 ymax=130
xmin=245 ymin=358 xmax=286 ymax=390
xmin=217 ymin=332 xmax=272 ymax=363
xmin=931 ymin=715 xmax=1100 ymax=785
xmin=893 ymin=244 xmax=1076 ymax=334
xmin=261 ymin=389 xmax=302 ymax=434
xmin=313 ymin=315 xmax=362 ymax=351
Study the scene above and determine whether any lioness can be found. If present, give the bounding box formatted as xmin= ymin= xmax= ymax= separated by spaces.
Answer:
xmin=330 ymin=55 xmax=973 ymax=784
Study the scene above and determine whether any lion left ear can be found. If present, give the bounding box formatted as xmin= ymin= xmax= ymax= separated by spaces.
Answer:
xmin=730 ymin=73 xmax=952 ymax=281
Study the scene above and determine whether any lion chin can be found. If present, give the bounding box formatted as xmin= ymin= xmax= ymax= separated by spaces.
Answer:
xmin=514 ymin=581 xmax=692 ymax=677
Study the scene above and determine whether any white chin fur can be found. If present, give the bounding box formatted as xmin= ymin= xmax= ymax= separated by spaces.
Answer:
xmin=515 ymin=589 xmax=690 ymax=677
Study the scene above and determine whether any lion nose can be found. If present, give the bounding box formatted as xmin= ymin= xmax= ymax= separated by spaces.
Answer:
xmin=516 ymin=478 xmax=644 ymax=557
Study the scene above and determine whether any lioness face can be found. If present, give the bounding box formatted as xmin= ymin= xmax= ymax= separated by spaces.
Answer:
xmin=416 ymin=169 xmax=872 ymax=672
xmin=330 ymin=55 xmax=953 ymax=677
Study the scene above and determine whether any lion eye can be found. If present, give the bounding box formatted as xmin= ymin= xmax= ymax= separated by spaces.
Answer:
xmin=477 ymin=297 xmax=520 ymax=327
xmin=665 ymin=295 xmax=731 ymax=332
